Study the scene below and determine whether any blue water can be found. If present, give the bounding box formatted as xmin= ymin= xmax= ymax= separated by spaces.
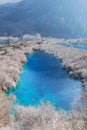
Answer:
xmin=58 ymin=43 xmax=87 ymax=50
xmin=9 ymin=51 xmax=82 ymax=110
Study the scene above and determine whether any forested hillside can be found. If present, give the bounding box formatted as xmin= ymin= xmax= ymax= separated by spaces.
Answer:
xmin=0 ymin=0 xmax=87 ymax=38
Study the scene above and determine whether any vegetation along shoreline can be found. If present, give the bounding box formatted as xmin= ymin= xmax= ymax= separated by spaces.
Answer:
xmin=0 ymin=35 xmax=87 ymax=129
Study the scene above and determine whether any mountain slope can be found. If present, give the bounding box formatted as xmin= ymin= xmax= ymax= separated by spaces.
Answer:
xmin=0 ymin=0 xmax=87 ymax=38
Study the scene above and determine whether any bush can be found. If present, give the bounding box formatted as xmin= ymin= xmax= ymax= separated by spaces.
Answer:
xmin=2 ymin=101 xmax=86 ymax=130
xmin=0 ymin=91 xmax=14 ymax=128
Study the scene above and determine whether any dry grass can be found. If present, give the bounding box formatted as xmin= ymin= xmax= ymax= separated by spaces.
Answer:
xmin=34 ymin=42 xmax=87 ymax=83
xmin=0 ymin=90 xmax=13 ymax=128
xmin=0 ymin=39 xmax=87 ymax=129
xmin=0 ymin=41 xmax=34 ymax=91
xmin=0 ymin=101 xmax=86 ymax=130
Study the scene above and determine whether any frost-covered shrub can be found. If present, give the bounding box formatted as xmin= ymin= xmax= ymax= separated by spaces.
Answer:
xmin=0 ymin=92 xmax=14 ymax=128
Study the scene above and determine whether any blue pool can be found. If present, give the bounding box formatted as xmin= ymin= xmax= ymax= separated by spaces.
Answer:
xmin=9 ymin=51 xmax=82 ymax=110
xmin=58 ymin=43 xmax=87 ymax=50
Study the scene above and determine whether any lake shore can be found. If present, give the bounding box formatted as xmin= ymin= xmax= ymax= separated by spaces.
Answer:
xmin=0 ymin=42 xmax=34 ymax=91
xmin=33 ymin=42 xmax=87 ymax=93
xmin=0 ymin=38 xmax=87 ymax=129
xmin=0 ymin=38 xmax=87 ymax=93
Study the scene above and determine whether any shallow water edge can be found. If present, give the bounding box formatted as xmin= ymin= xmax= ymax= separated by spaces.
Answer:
xmin=7 ymin=51 xmax=83 ymax=110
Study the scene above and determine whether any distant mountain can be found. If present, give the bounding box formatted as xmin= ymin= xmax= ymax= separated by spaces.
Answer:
xmin=0 ymin=0 xmax=87 ymax=38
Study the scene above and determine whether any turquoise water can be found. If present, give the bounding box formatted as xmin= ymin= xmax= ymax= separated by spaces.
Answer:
xmin=9 ymin=51 xmax=82 ymax=110
xmin=58 ymin=43 xmax=87 ymax=50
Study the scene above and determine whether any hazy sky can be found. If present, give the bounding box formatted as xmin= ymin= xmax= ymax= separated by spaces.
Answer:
xmin=0 ymin=0 xmax=21 ymax=4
